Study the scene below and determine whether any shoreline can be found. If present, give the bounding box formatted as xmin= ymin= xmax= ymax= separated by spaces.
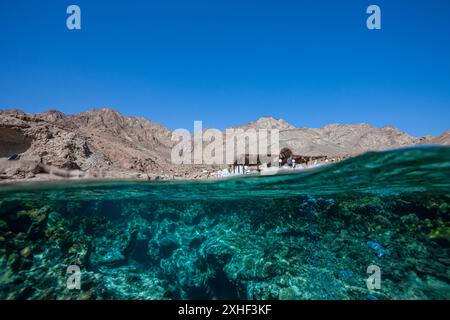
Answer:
xmin=0 ymin=163 xmax=329 ymax=187
xmin=2 ymin=145 xmax=449 ymax=187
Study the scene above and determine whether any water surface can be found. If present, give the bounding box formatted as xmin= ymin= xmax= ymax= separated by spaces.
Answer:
xmin=0 ymin=146 xmax=449 ymax=299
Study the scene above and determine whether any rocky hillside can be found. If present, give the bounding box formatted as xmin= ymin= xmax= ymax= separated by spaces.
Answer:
xmin=279 ymin=123 xmax=421 ymax=157
xmin=231 ymin=117 xmax=428 ymax=157
xmin=0 ymin=109 xmax=448 ymax=182
xmin=0 ymin=109 xmax=214 ymax=181
xmin=430 ymin=131 xmax=450 ymax=145
xmin=233 ymin=116 xmax=295 ymax=131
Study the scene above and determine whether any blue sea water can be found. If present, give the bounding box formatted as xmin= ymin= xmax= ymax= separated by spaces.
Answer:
xmin=0 ymin=146 xmax=449 ymax=300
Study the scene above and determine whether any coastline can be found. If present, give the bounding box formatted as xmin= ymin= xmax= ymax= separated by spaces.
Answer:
xmin=1 ymin=145 xmax=448 ymax=186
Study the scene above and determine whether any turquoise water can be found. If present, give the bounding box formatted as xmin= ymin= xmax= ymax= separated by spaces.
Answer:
xmin=0 ymin=146 xmax=449 ymax=299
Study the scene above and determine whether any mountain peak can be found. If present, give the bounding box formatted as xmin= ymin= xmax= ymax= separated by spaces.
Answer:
xmin=236 ymin=117 xmax=295 ymax=130
xmin=81 ymin=108 xmax=123 ymax=118
xmin=38 ymin=109 xmax=67 ymax=122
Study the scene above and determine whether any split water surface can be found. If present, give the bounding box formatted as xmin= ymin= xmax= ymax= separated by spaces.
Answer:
xmin=0 ymin=147 xmax=449 ymax=300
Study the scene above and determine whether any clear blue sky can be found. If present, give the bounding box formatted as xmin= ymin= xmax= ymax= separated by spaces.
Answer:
xmin=0 ymin=0 xmax=449 ymax=136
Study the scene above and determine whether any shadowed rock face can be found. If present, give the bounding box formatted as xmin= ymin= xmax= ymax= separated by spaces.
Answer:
xmin=0 ymin=128 xmax=32 ymax=158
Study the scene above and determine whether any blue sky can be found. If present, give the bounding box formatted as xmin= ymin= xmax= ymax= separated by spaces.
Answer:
xmin=0 ymin=0 xmax=449 ymax=136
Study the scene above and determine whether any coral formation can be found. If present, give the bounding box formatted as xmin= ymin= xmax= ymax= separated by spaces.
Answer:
xmin=1 ymin=147 xmax=449 ymax=300
xmin=0 ymin=191 xmax=449 ymax=300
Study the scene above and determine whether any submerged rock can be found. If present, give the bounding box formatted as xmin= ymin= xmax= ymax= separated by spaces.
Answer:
xmin=0 ymin=184 xmax=449 ymax=300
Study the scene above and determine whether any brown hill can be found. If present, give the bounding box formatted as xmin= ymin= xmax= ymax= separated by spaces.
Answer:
xmin=233 ymin=117 xmax=295 ymax=131
xmin=0 ymin=108 xmax=213 ymax=181
xmin=430 ymin=131 xmax=450 ymax=145
xmin=279 ymin=123 xmax=419 ymax=157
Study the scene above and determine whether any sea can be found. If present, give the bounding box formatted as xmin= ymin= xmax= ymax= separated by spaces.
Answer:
xmin=0 ymin=146 xmax=449 ymax=300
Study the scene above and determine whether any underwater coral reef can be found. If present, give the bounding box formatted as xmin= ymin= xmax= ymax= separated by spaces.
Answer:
xmin=0 ymin=190 xmax=449 ymax=300
xmin=0 ymin=147 xmax=449 ymax=300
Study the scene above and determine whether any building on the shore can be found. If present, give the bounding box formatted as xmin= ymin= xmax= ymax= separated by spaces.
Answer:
xmin=279 ymin=147 xmax=330 ymax=167
xmin=229 ymin=147 xmax=348 ymax=174
xmin=230 ymin=153 xmax=277 ymax=174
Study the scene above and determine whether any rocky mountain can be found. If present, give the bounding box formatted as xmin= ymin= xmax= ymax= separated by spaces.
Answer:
xmin=233 ymin=117 xmax=295 ymax=131
xmin=38 ymin=108 xmax=175 ymax=170
xmin=0 ymin=109 xmax=448 ymax=182
xmin=279 ymin=123 xmax=420 ymax=157
xmin=0 ymin=108 xmax=213 ymax=181
xmin=430 ymin=131 xmax=450 ymax=145
xmin=231 ymin=117 xmax=422 ymax=157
